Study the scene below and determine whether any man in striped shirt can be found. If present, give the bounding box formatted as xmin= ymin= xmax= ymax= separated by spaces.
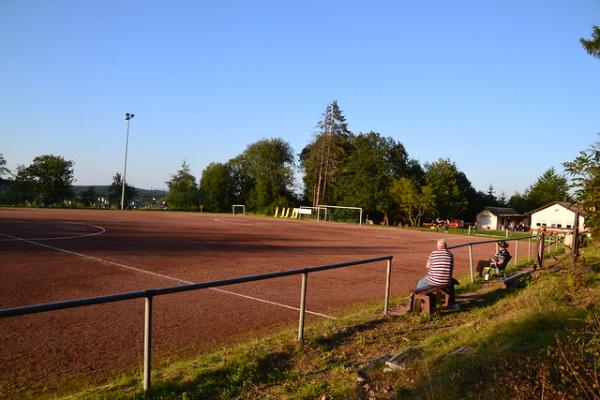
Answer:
xmin=416 ymin=238 xmax=454 ymax=289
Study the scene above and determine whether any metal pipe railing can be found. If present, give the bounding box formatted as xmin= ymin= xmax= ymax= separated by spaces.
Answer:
xmin=447 ymin=235 xmax=535 ymax=250
xmin=440 ymin=230 xmax=570 ymax=276
xmin=467 ymin=244 xmax=474 ymax=282
xmin=0 ymin=255 xmax=393 ymax=392
xmin=383 ymin=258 xmax=392 ymax=314
xmin=448 ymin=236 xmax=536 ymax=283
xmin=0 ymin=256 xmax=393 ymax=319
xmin=143 ymin=296 xmax=152 ymax=391
xmin=297 ymin=272 xmax=309 ymax=342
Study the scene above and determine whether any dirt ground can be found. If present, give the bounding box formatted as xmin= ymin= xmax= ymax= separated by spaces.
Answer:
xmin=0 ymin=208 xmax=512 ymax=395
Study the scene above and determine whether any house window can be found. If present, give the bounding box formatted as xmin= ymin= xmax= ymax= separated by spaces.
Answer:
xmin=557 ymin=224 xmax=562 ymax=228
xmin=536 ymin=223 xmax=541 ymax=227
xmin=542 ymin=223 xmax=547 ymax=227
xmin=567 ymin=225 xmax=572 ymax=229
xmin=551 ymin=224 xmax=556 ymax=228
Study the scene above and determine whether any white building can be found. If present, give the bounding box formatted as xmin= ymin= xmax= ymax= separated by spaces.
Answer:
xmin=475 ymin=207 xmax=526 ymax=230
xmin=528 ymin=202 xmax=586 ymax=232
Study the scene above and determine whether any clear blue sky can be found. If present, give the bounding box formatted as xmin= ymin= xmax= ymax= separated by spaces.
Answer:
xmin=1 ymin=1 xmax=599 ymax=197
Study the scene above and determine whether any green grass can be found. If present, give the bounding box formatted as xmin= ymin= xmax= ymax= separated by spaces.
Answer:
xmin=10 ymin=245 xmax=600 ymax=400
xmin=405 ymin=225 xmax=532 ymax=239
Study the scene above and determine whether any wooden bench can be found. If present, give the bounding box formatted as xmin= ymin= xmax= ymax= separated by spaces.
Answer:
xmin=410 ymin=281 xmax=457 ymax=315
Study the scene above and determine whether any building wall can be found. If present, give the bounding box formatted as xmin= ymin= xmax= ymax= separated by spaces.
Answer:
xmin=476 ymin=210 xmax=498 ymax=230
xmin=530 ymin=204 xmax=585 ymax=231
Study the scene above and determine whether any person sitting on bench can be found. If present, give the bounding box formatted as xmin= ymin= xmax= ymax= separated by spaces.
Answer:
xmin=416 ymin=238 xmax=454 ymax=290
xmin=476 ymin=240 xmax=511 ymax=279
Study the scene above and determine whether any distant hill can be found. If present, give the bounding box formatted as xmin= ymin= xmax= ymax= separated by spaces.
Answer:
xmin=0 ymin=181 xmax=166 ymax=207
xmin=73 ymin=185 xmax=166 ymax=203
xmin=73 ymin=185 xmax=166 ymax=195
xmin=0 ymin=182 xmax=165 ymax=199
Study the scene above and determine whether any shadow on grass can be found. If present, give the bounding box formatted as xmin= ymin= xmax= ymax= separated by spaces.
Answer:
xmin=453 ymin=287 xmax=509 ymax=312
xmin=309 ymin=318 xmax=389 ymax=351
xmin=583 ymin=254 xmax=600 ymax=273
xmin=392 ymin=299 xmax=586 ymax=399
xmin=451 ymin=266 xmax=538 ymax=313
xmin=130 ymin=351 xmax=293 ymax=400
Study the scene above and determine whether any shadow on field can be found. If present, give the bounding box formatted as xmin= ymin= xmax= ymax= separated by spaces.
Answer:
xmin=3 ymin=224 xmax=400 ymax=256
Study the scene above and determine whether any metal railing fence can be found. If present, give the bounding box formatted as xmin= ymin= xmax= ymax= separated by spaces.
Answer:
xmin=448 ymin=236 xmax=533 ymax=283
xmin=448 ymin=232 xmax=570 ymax=282
xmin=0 ymin=255 xmax=393 ymax=392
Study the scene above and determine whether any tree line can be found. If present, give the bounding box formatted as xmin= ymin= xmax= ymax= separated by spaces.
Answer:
xmin=0 ymin=102 xmax=577 ymax=226
xmin=0 ymin=154 xmax=138 ymax=208
xmin=193 ymin=101 xmax=574 ymax=226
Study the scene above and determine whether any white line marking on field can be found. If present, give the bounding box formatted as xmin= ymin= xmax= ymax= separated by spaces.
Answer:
xmin=0 ymin=232 xmax=336 ymax=320
xmin=209 ymin=287 xmax=335 ymax=319
xmin=371 ymin=235 xmax=435 ymax=241
xmin=213 ymin=218 xmax=249 ymax=225
xmin=0 ymin=222 xmax=106 ymax=242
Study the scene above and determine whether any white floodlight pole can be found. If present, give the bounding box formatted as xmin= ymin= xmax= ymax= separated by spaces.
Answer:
xmin=121 ymin=112 xmax=134 ymax=210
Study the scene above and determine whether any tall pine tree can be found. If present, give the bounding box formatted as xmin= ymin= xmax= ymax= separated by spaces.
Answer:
xmin=166 ymin=161 xmax=200 ymax=210
xmin=300 ymin=101 xmax=351 ymax=206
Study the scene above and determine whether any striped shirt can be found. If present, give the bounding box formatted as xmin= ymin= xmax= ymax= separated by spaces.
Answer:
xmin=426 ymin=248 xmax=454 ymax=286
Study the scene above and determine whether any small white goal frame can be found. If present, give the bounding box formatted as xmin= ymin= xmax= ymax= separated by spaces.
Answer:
xmin=317 ymin=205 xmax=363 ymax=226
xmin=299 ymin=206 xmax=328 ymax=221
xmin=232 ymin=204 xmax=246 ymax=215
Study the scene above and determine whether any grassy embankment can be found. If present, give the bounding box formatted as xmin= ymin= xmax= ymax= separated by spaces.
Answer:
xmin=49 ymin=240 xmax=600 ymax=400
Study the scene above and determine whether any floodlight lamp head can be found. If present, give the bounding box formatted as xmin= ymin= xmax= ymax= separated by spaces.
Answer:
xmin=125 ymin=113 xmax=134 ymax=120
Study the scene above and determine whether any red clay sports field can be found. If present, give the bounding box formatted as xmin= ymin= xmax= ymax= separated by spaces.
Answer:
xmin=0 ymin=208 xmax=501 ymax=394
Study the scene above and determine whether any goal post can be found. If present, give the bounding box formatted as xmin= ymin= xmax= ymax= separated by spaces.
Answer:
xmin=294 ymin=205 xmax=363 ymax=225
xmin=232 ymin=204 xmax=246 ymax=216
xmin=299 ymin=206 xmax=328 ymax=221
xmin=317 ymin=205 xmax=363 ymax=226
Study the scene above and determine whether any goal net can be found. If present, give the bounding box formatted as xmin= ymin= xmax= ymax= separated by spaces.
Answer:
xmin=232 ymin=204 xmax=246 ymax=215
xmin=317 ymin=205 xmax=363 ymax=225
xmin=299 ymin=206 xmax=328 ymax=221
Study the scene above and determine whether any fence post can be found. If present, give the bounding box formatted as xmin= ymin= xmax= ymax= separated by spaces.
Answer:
xmin=143 ymin=295 xmax=153 ymax=392
xmin=298 ymin=272 xmax=308 ymax=342
xmin=528 ymin=238 xmax=531 ymax=261
xmin=536 ymin=231 xmax=545 ymax=270
xmin=505 ymin=229 xmax=509 ymax=238
xmin=384 ymin=258 xmax=392 ymax=315
xmin=572 ymin=210 xmax=580 ymax=266
xmin=468 ymin=245 xmax=474 ymax=283
xmin=555 ymin=234 xmax=559 ymax=253
xmin=468 ymin=226 xmax=471 ymax=235
xmin=514 ymin=240 xmax=519 ymax=266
